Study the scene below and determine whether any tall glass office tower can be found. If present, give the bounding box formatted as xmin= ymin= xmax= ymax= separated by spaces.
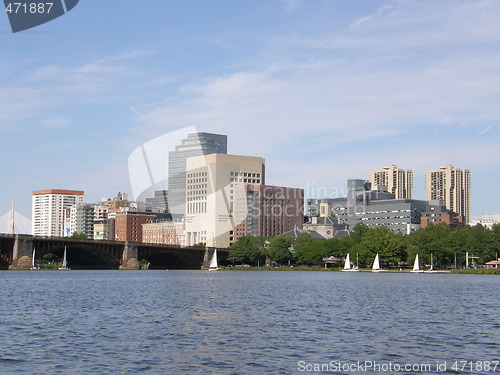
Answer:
xmin=168 ymin=132 xmax=227 ymax=216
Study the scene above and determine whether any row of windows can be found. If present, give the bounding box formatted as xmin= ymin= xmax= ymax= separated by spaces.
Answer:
xmin=230 ymin=178 xmax=261 ymax=184
xmin=187 ymin=172 xmax=208 ymax=178
xmin=230 ymin=172 xmax=261 ymax=178
xmin=188 ymin=178 xmax=207 ymax=184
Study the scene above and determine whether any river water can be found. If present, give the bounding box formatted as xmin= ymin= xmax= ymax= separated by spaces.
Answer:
xmin=0 ymin=270 xmax=499 ymax=374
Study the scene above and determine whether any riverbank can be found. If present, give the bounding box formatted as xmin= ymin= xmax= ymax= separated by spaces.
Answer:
xmin=451 ymin=268 xmax=500 ymax=275
xmin=222 ymin=266 xmax=500 ymax=274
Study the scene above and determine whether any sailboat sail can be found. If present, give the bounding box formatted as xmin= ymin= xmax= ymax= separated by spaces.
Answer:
xmin=30 ymin=248 xmax=37 ymax=270
xmin=413 ymin=254 xmax=420 ymax=271
xmin=344 ymin=253 xmax=351 ymax=270
xmin=209 ymin=250 xmax=219 ymax=269
xmin=58 ymin=247 xmax=70 ymax=270
xmin=372 ymin=254 xmax=380 ymax=271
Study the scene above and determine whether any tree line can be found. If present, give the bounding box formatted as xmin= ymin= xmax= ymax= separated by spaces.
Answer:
xmin=227 ymin=223 xmax=500 ymax=269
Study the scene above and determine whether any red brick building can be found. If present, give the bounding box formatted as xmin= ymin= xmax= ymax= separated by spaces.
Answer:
xmin=114 ymin=211 xmax=156 ymax=242
xmin=232 ymin=184 xmax=304 ymax=243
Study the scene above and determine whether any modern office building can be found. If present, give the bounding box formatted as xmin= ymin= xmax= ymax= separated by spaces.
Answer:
xmin=168 ymin=132 xmax=227 ymax=216
xmin=369 ymin=165 xmax=413 ymax=199
xmin=32 ymin=189 xmax=84 ymax=237
xmin=232 ymin=184 xmax=304 ymax=242
xmin=319 ymin=180 xmax=442 ymax=234
xmin=420 ymin=205 xmax=464 ymax=229
xmin=145 ymin=190 xmax=169 ymax=213
xmin=184 ymin=153 xmax=265 ymax=248
xmin=426 ymin=165 xmax=471 ymax=224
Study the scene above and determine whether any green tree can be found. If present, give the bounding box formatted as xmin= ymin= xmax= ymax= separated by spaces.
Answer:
xmin=408 ymin=223 xmax=453 ymax=267
xmin=357 ymin=226 xmax=407 ymax=268
xmin=228 ymin=236 xmax=263 ymax=265
xmin=70 ymin=232 xmax=87 ymax=239
xmin=268 ymin=236 xmax=293 ymax=265
xmin=293 ymin=233 xmax=331 ymax=266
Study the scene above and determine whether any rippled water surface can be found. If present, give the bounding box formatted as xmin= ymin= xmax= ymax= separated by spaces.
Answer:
xmin=0 ymin=270 xmax=499 ymax=374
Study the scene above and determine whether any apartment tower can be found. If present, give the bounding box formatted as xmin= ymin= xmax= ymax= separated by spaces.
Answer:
xmin=32 ymin=189 xmax=84 ymax=236
xmin=426 ymin=165 xmax=470 ymax=224
xmin=369 ymin=165 xmax=413 ymax=199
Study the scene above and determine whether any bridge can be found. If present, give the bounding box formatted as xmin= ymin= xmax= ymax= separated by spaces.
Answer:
xmin=0 ymin=234 xmax=229 ymax=270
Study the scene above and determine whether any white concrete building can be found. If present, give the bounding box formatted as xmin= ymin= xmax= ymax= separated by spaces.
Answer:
xmin=471 ymin=214 xmax=500 ymax=229
xmin=32 ymin=189 xmax=84 ymax=237
xmin=185 ymin=153 xmax=265 ymax=248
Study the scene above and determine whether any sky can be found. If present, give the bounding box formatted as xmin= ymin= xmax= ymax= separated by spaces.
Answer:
xmin=1 ymin=0 xmax=499 ymax=221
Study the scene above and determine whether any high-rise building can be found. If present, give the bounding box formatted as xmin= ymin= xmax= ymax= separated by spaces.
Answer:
xmin=32 ymin=189 xmax=84 ymax=237
xmin=232 ymin=184 xmax=304 ymax=242
xmin=369 ymin=165 xmax=413 ymax=199
xmin=426 ymin=165 xmax=471 ymax=224
xmin=65 ymin=203 xmax=95 ymax=238
xmin=168 ymin=133 xmax=227 ymax=216
xmin=145 ymin=190 xmax=169 ymax=213
xmin=185 ymin=153 xmax=265 ymax=248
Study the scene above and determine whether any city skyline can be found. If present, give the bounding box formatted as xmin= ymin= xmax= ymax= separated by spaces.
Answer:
xmin=1 ymin=1 xmax=499 ymax=219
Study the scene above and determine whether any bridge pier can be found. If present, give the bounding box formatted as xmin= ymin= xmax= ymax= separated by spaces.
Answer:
xmin=201 ymin=247 xmax=215 ymax=270
xmin=9 ymin=235 xmax=33 ymax=270
xmin=119 ymin=242 xmax=140 ymax=270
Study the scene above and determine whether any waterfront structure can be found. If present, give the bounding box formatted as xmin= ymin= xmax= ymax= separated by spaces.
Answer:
xmin=168 ymin=132 xmax=227 ymax=216
xmin=185 ymin=153 xmax=265 ymax=248
xmin=142 ymin=219 xmax=185 ymax=245
xmin=232 ymin=184 xmax=304 ymax=242
xmin=65 ymin=203 xmax=95 ymax=238
xmin=114 ymin=211 xmax=156 ymax=242
xmin=32 ymin=189 xmax=84 ymax=237
xmin=426 ymin=165 xmax=470 ymax=224
xmin=369 ymin=165 xmax=413 ymax=199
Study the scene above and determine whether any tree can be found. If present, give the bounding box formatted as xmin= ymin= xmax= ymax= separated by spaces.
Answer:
xmin=228 ymin=236 xmax=263 ymax=265
xmin=267 ymin=236 xmax=293 ymax=265
xmin=357 ymin=226 xmax=407 ymax=268
xmin=293 ymin=233 xmax=331 ymax=266
xmin=408 ymin=223 xmax=453 ymax=267
xmin=70 ymin=232 xmax=87 ymax=239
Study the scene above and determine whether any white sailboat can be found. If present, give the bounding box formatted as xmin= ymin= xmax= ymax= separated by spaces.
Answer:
xmin=371 ymin=253 xmax=382 ymax=272
xmin=58 ymin=247 xmax=71 ymax=271
xmin=424 ymin=253 xmax=438 ymax=273
xmin=208 ymin=249 xmax=221 ymax=271
xmin=410 ymin=254 xmax=424 ymax=273
xmin=342 ymin=253 xmax=359 ymax=272
xmin=30 ymin=248 xmax=38 ymax=270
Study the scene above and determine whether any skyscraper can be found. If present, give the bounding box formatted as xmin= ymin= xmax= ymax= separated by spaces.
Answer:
xmin=32 ymin=189 xmax=84 ymax=236
xmin=426 ymin=165 xmax=470 ymax=224
xmin=369 ymin=165 xmax=413 ymax=199
xmin=184 ymin=153 xmax=265 ymax=248
xmin=168 ymin=132 xmax=227 ymax=215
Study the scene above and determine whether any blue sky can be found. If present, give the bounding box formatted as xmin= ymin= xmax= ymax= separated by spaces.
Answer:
xmin=1 ymin=0 xmax=499 ymax=220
